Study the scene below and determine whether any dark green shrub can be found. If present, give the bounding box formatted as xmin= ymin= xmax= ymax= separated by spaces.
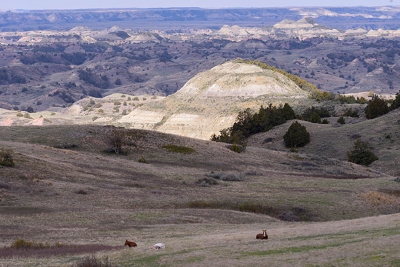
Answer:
xmin=283 ymin=121 xmax=310 ymax=148
xmin=364 ymin=94 xmax=389 ymax=119
xmin=321 ymin=119 xmax=329 ymax=124
xmin=309 ymin=112 xmax=321 ymax=123
xmin=229 ymin=143 xmax=244 ymax=153
xmin=347 ymin=139 xmax=378 ymax=166
xmin=343 ymin=108 xmax=359 ymax=118
xmin=0 ymin=148 xmax=15 ymax=167
xmin=162 ymin=144 xmax=195 ymax=154
xmin=115 ymin=78 xmax=122 ymax=85
xmin=337 ymin=116 xmax=345 ymax=124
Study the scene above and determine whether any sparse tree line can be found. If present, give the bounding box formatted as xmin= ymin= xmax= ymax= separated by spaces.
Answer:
xmin=211 ymin=103 xmax=296 ymax=148
xmin=19 ymin=52 xmax=95 ymax=66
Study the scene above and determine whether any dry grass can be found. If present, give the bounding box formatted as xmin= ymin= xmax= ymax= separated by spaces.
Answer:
xmin=0 ymin=125 xmax=399 ymax=266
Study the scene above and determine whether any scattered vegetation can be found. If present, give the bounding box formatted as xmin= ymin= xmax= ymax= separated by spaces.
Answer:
xmin=338 ymin=94 xmax=368 ymax=104
xmin=10 ymin=239 xmax=62 ymax=249
xmin=162 ymin=144 xmax=195 ymax=154
xmin=337 ymin=116 xmax=345 ymax=124
xmin=78 ymin=69 xmax=110 ymax=89
xmin=71 ymin=255 xmax=115 ymax=267
xmin=343 ymin=108 xmax=359 ymax=118
xmin=347 ymin=139 xmax=378 ymax=166
xmin=283 ymin=121 xmax=310 ymax=148
xmin=61 ymin=52 xmax=91 ymax=65
xmin=0 ymin=239 xmax=120 ymax=259
xmin=211 ymin=103 xmax=296 ymax=146
xmin=0 ymin=148 xmax=15 ymax=167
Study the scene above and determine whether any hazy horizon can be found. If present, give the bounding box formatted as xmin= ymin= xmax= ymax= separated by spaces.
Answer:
xmin=1 ymin=0 xmax=398 ymax=11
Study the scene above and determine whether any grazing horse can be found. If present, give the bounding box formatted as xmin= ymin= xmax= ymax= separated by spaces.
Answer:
xmin=256 ymin=230 xmax=268 ymax=240
xmin=124 ymin=240 xmax=137 ymax=247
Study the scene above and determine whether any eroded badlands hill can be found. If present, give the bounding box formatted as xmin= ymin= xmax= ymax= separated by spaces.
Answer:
xmin=118 ymin=61 xmax=312 ymax=140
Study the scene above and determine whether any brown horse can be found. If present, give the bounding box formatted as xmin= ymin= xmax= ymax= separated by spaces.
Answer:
xmin=124 ymin=240 xmax=137 ymax=247
xmin=256 ymin=230 xmax=268 ymax=240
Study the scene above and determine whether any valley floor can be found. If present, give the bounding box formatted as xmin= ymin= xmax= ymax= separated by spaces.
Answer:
xmin=0 ymin=213 xmax=399 ymax=266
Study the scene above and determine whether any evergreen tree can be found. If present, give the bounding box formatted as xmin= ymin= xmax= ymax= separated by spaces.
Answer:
xmin=282 ymin=103 xmax=296 ymax=121
xmin=390 ymin=90 xmax=400 ymax=110
xmin=283 ymin=121 xmax=310 ymax=148
xmin=310 ymin=112 xmax=321 ymax=123
xmin=347 ymin=139 xmax=378 ymax=166
xmin=364 ymin=94 xmax=389 ymax=119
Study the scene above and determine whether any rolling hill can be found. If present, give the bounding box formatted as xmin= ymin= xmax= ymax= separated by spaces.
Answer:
xmin=0 ymin=120 xmax=399 ymax=266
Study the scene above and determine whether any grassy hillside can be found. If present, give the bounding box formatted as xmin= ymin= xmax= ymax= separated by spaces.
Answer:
xmin=0 ymin=124 xmax=399 ymax=266
xmin=247 ymin=108 xmax=400 ymax=176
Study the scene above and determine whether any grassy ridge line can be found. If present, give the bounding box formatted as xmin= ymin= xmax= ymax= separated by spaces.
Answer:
xmin=237 ymin=59 xmax=334 ymax=100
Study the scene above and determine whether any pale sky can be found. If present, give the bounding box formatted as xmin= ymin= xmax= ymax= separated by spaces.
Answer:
xmin=0 ymin=0 xmax=397 ymax=10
